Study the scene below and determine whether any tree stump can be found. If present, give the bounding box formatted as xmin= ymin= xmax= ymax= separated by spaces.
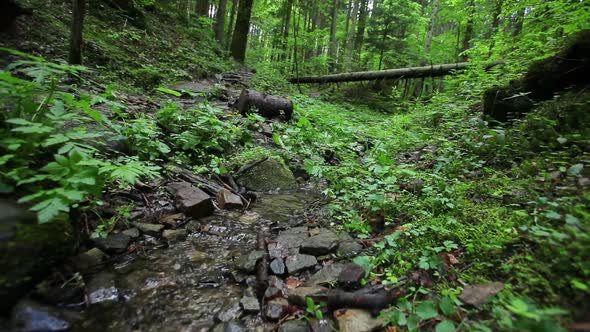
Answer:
xmin=236 ymin=89 xmax=293 ymax=121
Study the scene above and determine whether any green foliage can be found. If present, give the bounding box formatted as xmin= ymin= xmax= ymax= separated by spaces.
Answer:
xmin=1 ymin=50 xmax=160 ymax=223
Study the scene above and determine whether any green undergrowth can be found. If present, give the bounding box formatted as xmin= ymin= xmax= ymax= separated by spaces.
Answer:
xmin=249 ymin=76 xmax=589 ymax=329
xmin=2 ymin=0 xmax=234 ymax=92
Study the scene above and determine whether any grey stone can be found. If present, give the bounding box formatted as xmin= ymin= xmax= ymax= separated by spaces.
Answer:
xmin=240 ymin=296 xmax=260 ymax=313
xmin=162 ymin=229 xmax=188 ymax=242
xmin=86 ymin=272 xmax=119 ymax=305
xmin=334 ymin=309 xmax=385 ymax=332
xmin=285 ymin=254 xmax=317 ymax=274
xmin=211 ymin=321 xmax=246 ymax=332
xmin=264 ymin=298 xmax=289 ymax=321
xmin=306 ymin=264 xmax=345 ymax=286
xmin=72 ymin=248 xmax=107 ymax=273
xmin=12 ymin=300 xmax=71 ymax=332
xmin=264 ymin=287 xmax=283 ymax=302
xmin=122 ymin=227 xmax=140 ymax=238
xmin=338 ymin=263 xmax=366 ymax=288
xmin=92 ymin=233 xmax=130 ymax=254
xmin=308 ymin=319 xmax=336 ymax=332
xmin=167 ymin=181 xmax=214 ymax=218
xmin=261 ymin=123 xmax=273 ymax=137
xmin=236 ymin=158 xmax=297 ymax=192
xmin=337 ymin=240 xmax=363 ymax=257
xmin=217 ymin=189 xmax=243 ymax=209
xmin=270 ymin=258 xmax=286 ymax=275
xmin=269 ymin=232 xmax=307 ymax=258
xmin=132 ymin=222 xmax=164 ymax=235
xmin=278 ymin=320 xmax=309 ymax=332
xmin=215 ymin=301 xmax=242 ymax=322
xmin=235 ymin=250 xmax=265 ymax=273
xmin=300 ymin=230 xmax=340 ymax=256
xmin=287 ymin=286 xmax=327 ymax=307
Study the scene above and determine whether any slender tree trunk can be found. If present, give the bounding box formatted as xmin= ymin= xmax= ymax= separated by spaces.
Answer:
xmin=226 ymin=0 xmax=238 ymax=49
xmin=487 ymin=0 xmax=502 ymax=56
xmin=196 ymin=0 xmax=209 ymax=16
xmin=512 ymin=8 xmax=524 ymax=37
xmin=329 ymin=0 xmax=339 ymax=72
xmin=461 ymin=0 xmax=475 ymax=61
xmin=215 ymin=0 xmax=228 ymax=44
xmin=69 ymin=0 xmax=85 ymax=65
xmin=280 ymin=0 xmax=294 ymax=60
xmin=345 ymin=0 xmax=358 ymax=69
xmin=230 ymin=0 xmax=254 ymax=62
xmin=416 ymin=0 xmax=440 ymax=97
xmin=354 ymin=0 xmax=368 ymax=59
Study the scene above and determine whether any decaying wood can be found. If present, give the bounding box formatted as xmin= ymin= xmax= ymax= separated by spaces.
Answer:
xmin=236 ymin=89 xmax=294 ymax=120
xmin=168 ymin=165 xmax=224 ymax=195
xmin=256 ymin=231 xmax=269 ymax=298
xmin=289 ymin=61 xmax=505 ymax=84
xmin=301 ymin=288 xmax=405 ymax=311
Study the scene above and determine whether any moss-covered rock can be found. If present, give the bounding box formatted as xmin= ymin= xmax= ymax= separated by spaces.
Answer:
xmin=237 ymin=158 xmax=297 ymax=192
xmin=0 ymin=202 xmax=76 ymax=312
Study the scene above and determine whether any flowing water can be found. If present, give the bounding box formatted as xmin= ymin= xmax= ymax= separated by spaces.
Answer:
xmin=72 ymin=191 xmax=320 ymax=332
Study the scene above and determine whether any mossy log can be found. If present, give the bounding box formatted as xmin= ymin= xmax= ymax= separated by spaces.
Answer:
xmin=236 ymin=89 xmax=294 ymax=120
xmin=289 ymin=61 xmax=504 ymax=84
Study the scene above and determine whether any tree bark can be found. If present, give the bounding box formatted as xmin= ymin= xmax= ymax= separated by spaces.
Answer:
xmin=328 ymin=0 xmax=339 ymax=72
xmin=196 ymin=0 xmax=209 ymax=17
xmin=68 ymin=0 xmax=86 ymax=65
xmin=230 ymin=0 xmax=254 ymax=62
xmin=461 ymin=0 xmax=475 ymax=61
xmin=354 ymin=0 xmax=368 ymax=58
xmin=226 ymin=0 xmax=238 ymax=49
xmin=215 ymin=0 xmax=228 ymax=44
xmin=289 ymin=61 xmax=505 ymax=84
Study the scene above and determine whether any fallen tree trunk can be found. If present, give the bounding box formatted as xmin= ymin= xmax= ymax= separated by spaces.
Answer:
xmin=289 ymin=61 xmax=504 ymax=84
xmin=236 ymin=89 xmax=293 ymax=120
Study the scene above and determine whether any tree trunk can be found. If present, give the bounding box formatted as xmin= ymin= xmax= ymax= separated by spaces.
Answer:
xmin=345 ymin=0 xmax=358 ymax=69
xmin=461 ymin=0 xmax=475 ymax=61
xmin=289 ymin=61 xmax=504 ymax=84
xmin=416 ymin=0 xmax=440 ymax=97
xmin=512 ymin=8 xmax=524 ymax=37
xmin=354 ymin=0 xmax=368 ymax=58
xmin=487 ymin=0 xmax=503 ymax=56
xmin=230 ymin=0 xmax=254 ymax=62
xmin=280 ymin=0 xmax=294 ymax=60
xmin=196 ymin=0 xmax=209 ymax=16
xmin=68 ymin=0 xmax=85 ymax=65
xmin=215 ymin=0 xmax=228 ymax=44
xmin=328 ymin=0 xmax=339 ymax=72
xmin=226 ymin=0 xmax=238 ymax=49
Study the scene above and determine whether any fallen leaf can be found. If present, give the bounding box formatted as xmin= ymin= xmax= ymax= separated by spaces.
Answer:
xmin=459 ymin=282 xmax=504 ymax=307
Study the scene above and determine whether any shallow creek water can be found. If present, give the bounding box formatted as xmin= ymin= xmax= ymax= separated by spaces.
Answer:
xmin=73 ymin=191 xmax=320 ymax=332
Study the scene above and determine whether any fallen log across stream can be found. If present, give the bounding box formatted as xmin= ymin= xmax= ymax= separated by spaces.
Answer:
xmin=289 ymin=61 xmax=505 ymax=84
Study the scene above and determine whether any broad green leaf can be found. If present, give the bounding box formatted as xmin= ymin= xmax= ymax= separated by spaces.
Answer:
xmin=416 ymin=301 xmax=438 ymax=320
xmin=439 ymin=296 xmax=456 ymax=316
xmin=567 ymin=164 xmax=583 ymax=176
xmin=156 ymin=86 xmax=183 ymax=97
xmin=407 ymin=314 xmax=420 ymax=331
xmin=352 ymin=256 xmax=373 ymax=275
xmin=31 ymin=197 xmax=69 ymax=224
xmin=435 ymin=320 xmax=456 ymax=332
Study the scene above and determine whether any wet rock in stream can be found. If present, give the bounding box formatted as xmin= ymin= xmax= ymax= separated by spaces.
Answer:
xmin=235 ymin=250 xmax=265 ymax=273
xmin=72 ymin=248 xmax=107 ymax=273
xmin=285 ymin=254 xmax=317 ymax=274
xmin=211 ymin=321 xmax=246 ymax=332
xmin=92 ymin=233 xmax=130 ymax=254
xmin=215 ymin=301 xmax=243 ymax=322
xmin=162 ymin=229 xmax=188 ymax=242
xmin=263 ymin=298 xmax=290 ymax=321
xmin=167 ymin=181 xmax=214 ymax=218
xmin=300 ymin=230 xmax=340 ymax=255
xmin=121 ymin=227 xmax=140 ymax=238
xmin=239 ymin=296 xmax=260 ymax=313
xmin=11 ymin=300 xmax=73 ymax=332
xmin=132 ymin=222 xmax=164 ymax=236
xmin=86 ymin=272 xmax=119 ymax=305
xmin=217 ymin=189 xmax=243 ymax=209
xmin=270 ymin=258 xmax=286 ymax=275
xmin=236 ymin=158 xmax=297 ymax=192
xmin=278 ymin=320 xmax=309 ymax=332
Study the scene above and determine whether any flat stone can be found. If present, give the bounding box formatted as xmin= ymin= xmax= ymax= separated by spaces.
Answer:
xmin=300 ymin=230 xmax=340 ymax=256
xmin=337 ymin=240 xmax=363 ymax=258
xmin=92 ymin=233 xmax=130 ymax=254
xmin=167 ymin=181 xmax=214 ymax=218
xmin=217 ymin=189 xmax=243 ymax=209
xmin=236 ymin=158 xmax=297 ymax=192
xmin=278 ymin=320 xmax=309 ymax=332
xmin=132 ymin=222 xmax=164 ymax=236
xmin=215 ymin=301 xmax=242 ymax=322
xmin=121 ymin=227 xmax=140 ymax=238
xmin=264 ymin=298 xmax=289 ymax=321
xmin=338 ymin=263 xmax=366 ymax=288
xmin=240 ymin=296 xmax=260 ymax=313
xmin=261 ymin=123 xmax=273 ymax=137
xmin=459 ymin=282 xmax=504 ymax=307
xmin=264 ymin=287 xmax=283 ymax=302
xmin=306 ymin=264 xmax=345 ymax=286
xmin=334 ymin=309 xmax=385 ymax=332
xmin=12 ymin=300 xmax=71 ymax=332
xmin=72 ymin=248 xmax=107 ymax=272
xmin=270 ymin=258 xmax=286 ymax=275
xmin=162 ymin=229 xmax=188 ymax=242
xmin=309 ymin=319 xmax=336 ymax=332
xmin=269 ymin=233 xmax=307 ymax=258
xmin=287 ymin=286 xmax=327 ymax=307
xmin=235 ymin=250 xmax=265 ymax=273
xmin=285 ymin=254 xmax=317 ymax=274
xmin=211 ymin=321 xmax=246 ymax=332
xmin=238 ymin=211 xmax=259 ymax=224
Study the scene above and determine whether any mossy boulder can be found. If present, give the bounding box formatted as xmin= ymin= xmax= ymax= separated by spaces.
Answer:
xmin=237 ymin=158 xmax=297 ymax=192
xmin=0 ymin=202 xmax=76 ymax=312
